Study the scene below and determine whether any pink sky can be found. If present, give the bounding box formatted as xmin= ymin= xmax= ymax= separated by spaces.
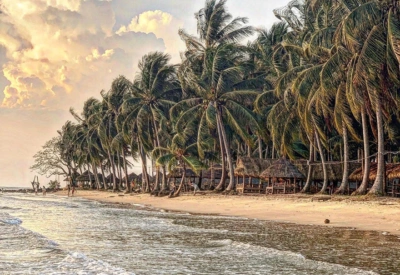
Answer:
xmin=0 ymin=0 xmax=287 ymax=187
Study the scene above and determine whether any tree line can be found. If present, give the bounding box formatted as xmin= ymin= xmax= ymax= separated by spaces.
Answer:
xmin=32 ymin=0 xmax=400 ymax=197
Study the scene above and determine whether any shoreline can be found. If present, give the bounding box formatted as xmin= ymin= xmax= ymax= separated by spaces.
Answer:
xmin=54 ymin=190 xmax=400 ymax=236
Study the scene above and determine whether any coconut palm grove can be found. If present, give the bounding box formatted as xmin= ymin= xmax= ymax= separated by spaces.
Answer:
xmin=31 ymin=0 xmax=400 ymax=198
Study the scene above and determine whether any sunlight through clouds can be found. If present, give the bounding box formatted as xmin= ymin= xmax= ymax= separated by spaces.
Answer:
xmin=0 ymin=0 xmax=168 ymax=109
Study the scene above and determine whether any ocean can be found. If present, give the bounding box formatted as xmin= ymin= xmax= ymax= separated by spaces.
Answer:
xmin=0 ymin=192 xmax=399 ymax=274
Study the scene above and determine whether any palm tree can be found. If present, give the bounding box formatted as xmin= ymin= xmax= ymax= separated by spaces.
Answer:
xmin=173 ymin=43 xmax=260 ymax=191
xmin=336 ymin=1 xmax=400 ymax=195
xmin=122 ymin=52 xmax=180 ymax=192
xmin=153 ymin=136 xmax=204 ymax=197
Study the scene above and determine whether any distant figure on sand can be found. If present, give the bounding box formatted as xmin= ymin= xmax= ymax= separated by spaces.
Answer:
xmin=71 ymin=185 xmax=76 ymax=196
xmin=169 ymin=184 xmax=176 ymax=198
xmin=131 ymin=180 xmax=135 ymax=190
xmin=190 ymin=181 xmax=200 ymax=195
xmin=67 ymin=184 xmax=71 ymax=197
xmin=42 ymin=186 xmax=46 ymax=196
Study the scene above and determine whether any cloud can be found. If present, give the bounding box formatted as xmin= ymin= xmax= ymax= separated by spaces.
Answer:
xmin=0 ymin=0 xmax=166 ymax=109
xmin=117 ymin=10 xmax=185 ymax=62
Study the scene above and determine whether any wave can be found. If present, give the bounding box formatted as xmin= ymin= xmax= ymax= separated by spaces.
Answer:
xmin=1 ymin=217 xmax=22 ymax=225
xmin=206 ymin=239 xmax=233 ymax=247
xmin=56 ymin=251 xmax=135 ymax=275
xmin=0 ymin=206 xmax=21 ymax=210
xmin=226 ymin=241 xmax=378 ymax=275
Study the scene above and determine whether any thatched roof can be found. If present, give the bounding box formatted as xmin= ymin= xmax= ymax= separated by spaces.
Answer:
xmin=234 ymin=157 xmax=275 ymax=178
xmin=122 ymin=172 xmax=138 ymax=182
xmin=293 ymin=159 xmax=361 ymax=182
xmin=388 ymin=164 xmax=400 ymax=179
xmin=260 ymin=158 xmax=305 ymax=179
xmin=202 ymin=164 xmax=229 ymax=179
xmin=76 ymin=170 xmax=95 ymax=182
xmin=167 ymin=167 xmax=197 ymax=178
xmin=349 ymin=162 xmax=400 ymax=181
xmin=105 ymin=174 xmax=121 ymax=183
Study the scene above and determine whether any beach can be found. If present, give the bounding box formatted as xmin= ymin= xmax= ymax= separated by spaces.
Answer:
xmin=55 ymin=190 xmax=400 ymax=236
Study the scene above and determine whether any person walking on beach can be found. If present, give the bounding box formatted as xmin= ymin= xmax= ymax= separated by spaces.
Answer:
xmin=169 ymin=184 xmax=176 ymax=198
xmin=42 ymin=186 xmax=46 ymax=196
xmin=190 ymin=181 xmax=200 ymax=195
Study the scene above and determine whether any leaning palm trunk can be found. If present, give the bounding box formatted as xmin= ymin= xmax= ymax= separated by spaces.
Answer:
xmin=88 ymin=165 xmax=93 ymax=189
xmin=117 ymin=155 xmax=123 ymax=190
xmin=173 ymin=163 xmax=186 ymax=197
xmin=92 ymin=162 xmax=101 ymax=190
xmin=335 ymin=126 xmax=349 ymax=194
xmin=315 ymin=131 xmax=329 ymax=194
xmin=108 ymin=150 xmax=117 ymax=191
xmin=215 ymin=120 xmax=227 ymax=191
xmin=352 ymin=109 xmax=371 ymax=195
xmin=161 ymin=165 xmax=168 ymax=191
xmin=258 ymin=137 xmax=263 ymax=159
xmin=100 ymin=165 xmax=107 ymax=189
xmin=300 ymin=139 xmax=314 ymax=193
xmin=138 ymin=141 xmax=150 ymax=192
xmin=368 ymin=104 xmax=385 ymax=196
xmin=122 ymin=147 xmax=130 ymax=193
xmin=217 ymin=110 xmax=235 ymax=191
xmin=153 ymin=166 xmax=160 ymax=191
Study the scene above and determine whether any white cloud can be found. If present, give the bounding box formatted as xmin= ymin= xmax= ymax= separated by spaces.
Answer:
xmin=0 ymin=0 xmax=166 ymax=109
xmin=117 ymin=10 xmax=184 ymax=62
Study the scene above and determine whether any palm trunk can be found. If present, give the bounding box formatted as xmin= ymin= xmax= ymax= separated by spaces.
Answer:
xmin=198 ymin=170 xmax=203 ymax=189
xmin=138 ymin=139 xmax=150 ymax=192
xmin=117 ymin=155 xmax=122 ymax=190
xmin=272 ymin=143 xmax=276 ymax=159
xmin=217 ymin=109 xmax=235 ymax=191
xmin=315 ymin=130 xmax=329 ymax=194
xmin=173 ymin=162 xmax=186 ymax=197
xmin=335 ymin=126 xmax=349 ymax=194
xmin=152 ymin=119 xmax=162 ymax=192
xmin=122 ymin=147 xmax=130 ymax=193
xmin=109 ymin=152 xmax=117 ymax=191
xmin=368 ymin=103 xmax=385 ymax=196
xmin=300 ymin=139 xmax=314 ymax=193
xmin=352 ymin=109 xmax=370 ymax=195
xmin=215 ymin=121 xmax=227 ymax=191
xmin=100 ymin=164 xmax=107 ymax=189
xmin=92 ymin=162 xmax=101 ymax=190
xmin=161 ymin=165 xmax=168 ymax=191
xmin=258 ymin=138 xmax=263 ymax=159
xmin=88 ymin=165 xmax=93 ymax=189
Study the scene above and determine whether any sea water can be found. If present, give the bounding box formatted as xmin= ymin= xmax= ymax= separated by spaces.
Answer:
xmin=0 ymin=192 xmax=399 ymax=275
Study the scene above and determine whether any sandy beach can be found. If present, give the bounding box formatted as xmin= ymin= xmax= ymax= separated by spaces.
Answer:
xmin=55 ymin=190 xmax=400 ymax=236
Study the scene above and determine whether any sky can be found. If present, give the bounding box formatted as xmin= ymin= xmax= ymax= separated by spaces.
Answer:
xmin=0 ymin=0 xmax=288 ymax=187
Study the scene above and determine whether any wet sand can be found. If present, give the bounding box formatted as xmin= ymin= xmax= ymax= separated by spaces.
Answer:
xmin=55 ymin=190 xmax=400 ymax=235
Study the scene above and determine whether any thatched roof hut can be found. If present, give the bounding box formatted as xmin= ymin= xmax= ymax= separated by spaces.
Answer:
xmin=202 ymin=164 xmax=229 ymax=179
xmin=388 ymin=164 xmax=400 ymax=179
xmin=234 ymin=157 xmax=275 ymax=178
xmin=349 ymin=163 xmax=399 ymax=181
xmin=293 ymin=159 xmax=361 ymax=182
xmin=260 ymin=158 xmax=305 ymax=179
xmin=105 ymin=174 xmax=121 ymax=183
xmin=122 ymin=172 xmax=138 ymax=182
xmin=167 ymin=167 xmax=197 ymax=178
xmin=76 ymin=170 xmax=95 ymax=182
